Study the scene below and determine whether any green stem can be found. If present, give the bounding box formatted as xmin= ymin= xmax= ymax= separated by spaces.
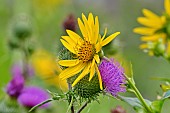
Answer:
xmin=67 ymin=82 xmax=74 ymax=113
xmin=29 ymin=98 xmax=53 ymax=112
xmin=76 ymin=101 xmax=88 ymax=113
xmin=124 ymin=74 xmax=152 ymax=113
xmin=66 ymin=96 xmax=74 ymax=113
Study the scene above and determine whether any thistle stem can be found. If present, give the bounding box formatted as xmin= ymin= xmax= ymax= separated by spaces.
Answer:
xmin=68 ymin=82 xmax=74 ymax=113
xmin=76 ymin=102 xmax=88 ymax=113
xmin=124 ymin=74 xmax=152 ymax=113
xmin=29 ymin=98 xmax=53 ymax=112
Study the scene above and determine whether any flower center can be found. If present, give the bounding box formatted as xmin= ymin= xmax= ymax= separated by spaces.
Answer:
xmin=78 ymin=41 xmax=96 ymax=62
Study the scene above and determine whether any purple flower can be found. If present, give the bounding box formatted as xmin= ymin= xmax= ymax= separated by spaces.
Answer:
xmin=6 ymin=75 xmax=25 ymax=97
xmin=11 ymin=63 xmax=34 ymax=77
xmin=11 ymin=64 xmax=22 ymax=77
xmin=99 ymin=58 xmax=126 ymax=97
xmin=26 ymin=64 xmax=34 ymax=77
xmin=17 ymin=86 xmax=50 ymax=108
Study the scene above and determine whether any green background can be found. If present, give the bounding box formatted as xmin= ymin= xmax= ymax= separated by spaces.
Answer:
xmin=0 ymin=0 xmax=170 ymax=113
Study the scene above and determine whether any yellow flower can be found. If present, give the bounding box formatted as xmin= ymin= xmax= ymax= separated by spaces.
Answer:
xmin=32 ymin=0 xmax=64 ymax=12
xmin=31 ymin=49 xmax=68 ymax=91
xmin=133 ymin=0 xmax=170 ymax=56
xmin=58 ymin=13 xmax=120 ymax=90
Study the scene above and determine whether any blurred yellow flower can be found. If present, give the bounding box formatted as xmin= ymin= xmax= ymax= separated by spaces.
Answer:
xmin=58 ymin=13 xmax=120 ymax=90
xmin=32 ymin=0 xmax=64 ymax=13
xmin=134 ymin=0 xmax=170 ymax=57
xmin=31 ymin=49 xmax=68 ymax=91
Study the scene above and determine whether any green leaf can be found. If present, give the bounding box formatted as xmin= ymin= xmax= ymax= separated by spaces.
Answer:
xmin=150 ymin=100 xmax=164 ymax=113
xmin=151 ymin=77 xmax=170 ymax=82
xmin=162 ymin=90 xmax=170 ymax=99
xmin=119 ymin=96 xmax=151 ymax=113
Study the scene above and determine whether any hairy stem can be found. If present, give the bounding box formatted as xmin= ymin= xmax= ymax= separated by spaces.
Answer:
xmin=124 ymin=74 xmax=152 ymax=113
xmin=29 ymin=98 xmax=53 ymax=112
xmin=68 ymin=82 xmax=74 ymax=113
xmin=77 ymin=102 xmax=88 ymax=113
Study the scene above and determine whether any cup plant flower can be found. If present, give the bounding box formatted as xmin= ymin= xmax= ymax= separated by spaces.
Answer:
xmin=134 ymin=0 xmax=170 ymax=61
xmin=58 ymin=13 xmax=120 ymax=90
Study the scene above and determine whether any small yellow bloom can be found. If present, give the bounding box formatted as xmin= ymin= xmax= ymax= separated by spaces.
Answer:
xmin=32 ymin=0 xmax=64 ymax=12
xmin=31 ymin=49 xmax=68 ymax=91
xmin=58 ymin=13 xmax=120 ymax=90
xmin=134 ymin=0 xmax=170 ymax=57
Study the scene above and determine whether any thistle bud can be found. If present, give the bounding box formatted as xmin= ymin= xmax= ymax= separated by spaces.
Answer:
xmin=12 ymin=14 xmax=32 ymax=39
xmin=111 ymin=106 xmax=126 ymax=113
xmin=63 ymin=14 xmax=77 ymax=32
xmin=72 ymin=73 xmax=101 ymax=100
xmin=8 ymin=38 xmax=20 ymax=49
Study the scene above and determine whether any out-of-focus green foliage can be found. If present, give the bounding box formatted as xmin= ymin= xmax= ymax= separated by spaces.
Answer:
xmin=1 ymin=0 xmax=170 ymax=113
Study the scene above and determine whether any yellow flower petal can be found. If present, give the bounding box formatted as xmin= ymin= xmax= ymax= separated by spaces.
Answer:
xmin=60 ymin=39 xmax=76 ymax=54
xmin=142 ymin=9 xmax=160 ymax=19
xmin=94 ymin=16 xmax=99 ymax=44
xmin=133 ymin=27 xmax=156 ymax=35
xmin=101 ymin=32 xmax=120 ymax=46
xmin=165 ymin=0 xmax=170 ymax=16
xmin=59 ymin=61 xmax=85 ymax=80
xmin=78 ymin=18 xmax=88 ymax=38
xmin=161 ymin=16 xmax=166 ymax=24
xmin=66 ymin=30 xmax=83 ymax=43
xmin=94 ymin=54 xmax=100 ymax=63
xmin=82 ymin=13 xmax=92 ymax=41
xmin=58 ymin=59 xmax=79 ymax=67
xmin=139 ymin=44 xmax=148 ymax=49
xmin=141 ymin=34 xmax=166 ymax=42
xmin=89 ymin=59 xmax=95 ymax=81
xmin=88 ymin=13 xmax=95 ymax=42
xmin=95 ymin=34 xmax=102 ymax=53
xmin=95 ymin=63 xmax=103 ymax=90
xmin=141 ymin=35 xmax=159 ymax=41
xmin=137 ymin=17 xmax=163 ymax=28
xmin=95 ymin=42 xmax=102 ymax=53
xmin=88 ymin=13 xmax=94 ymax=30
xmin=101 ymin=28 xmax=107 ymax=41
xmin=72 ymin=62 xmax=91 ymax=87
xmin=61 ymin=36 xmax=76 ymax=47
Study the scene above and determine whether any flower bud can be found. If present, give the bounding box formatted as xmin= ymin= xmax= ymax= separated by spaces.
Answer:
xmin=72 ymin=73 xmax=101 ymax=100
xmin=12 ymin=14 xmax=32 ymax=39
xmin=111 ymin=106 xmax=126 ymax=113
xmin=8 ymin=38 xmax=20 ymax=49
xmin=63 ymin=14 xmax=77 ymax=32
xmin=153 ymin=38 xmax=165 ymax=56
